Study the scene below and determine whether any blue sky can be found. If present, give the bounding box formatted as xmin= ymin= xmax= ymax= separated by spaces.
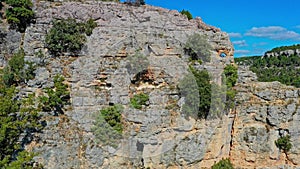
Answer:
xmin=143 ymin=0 xmax=300 ymax=57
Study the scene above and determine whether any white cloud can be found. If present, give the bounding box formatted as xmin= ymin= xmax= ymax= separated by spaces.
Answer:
xmin=228 ymin=32 xmax=242 ymax=38
xmin=235 ymin=50 xmax=250 ymax=54
xmin=232 ymin=40 xmax=248 ymax=47
xmin=245 ymin=26 xmax=300 ymax=40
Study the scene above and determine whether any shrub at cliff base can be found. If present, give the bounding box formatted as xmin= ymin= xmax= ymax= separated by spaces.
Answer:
xmin=212 ymin=158 xmax=234 ymax=169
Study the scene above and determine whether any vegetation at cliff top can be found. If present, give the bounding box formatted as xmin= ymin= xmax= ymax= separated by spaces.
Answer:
xmin=235 ymin=51 xmax=300 ymax=87
xmin=180 ymin=9 xmax=193 ymax=20
xmin=266 ymin=44 xmax=300 ymax=53
xmin=45 ymin=18 xmax=97 ymax=57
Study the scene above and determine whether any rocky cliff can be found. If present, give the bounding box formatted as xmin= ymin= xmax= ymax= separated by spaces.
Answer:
xmin=1 ymin=1 xmax=300 ymax=169
xmin=231 ymin=66 xmax=300 ymax=168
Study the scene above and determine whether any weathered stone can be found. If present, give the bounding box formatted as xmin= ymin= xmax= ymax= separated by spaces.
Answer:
xmin=0 ymin=26 xmax=22 ymax=55
xmin=27 ymin=67 xmax=50 ymax=88
xmin=231 ymin=66 xmax=300 ymax=168
xmin=175 ymin=132 xmax=206 ymax=164
xmin=11 ymin=0 xmax=300 ymax=169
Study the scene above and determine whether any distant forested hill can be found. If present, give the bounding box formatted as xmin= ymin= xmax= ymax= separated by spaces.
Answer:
xmin=235 ymin=44 xmax=300 ymax=87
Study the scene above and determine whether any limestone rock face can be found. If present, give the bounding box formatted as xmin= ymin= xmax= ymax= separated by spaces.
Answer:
xmin=5 ymin=1 xmax=300 ymax=169
xmin=231 ymin=66 xmax=300 ymax=168
xmin=0 ymin=26 xmax=22 ymax=67
xmin=13 ymin=1 xmax=234 ymax=168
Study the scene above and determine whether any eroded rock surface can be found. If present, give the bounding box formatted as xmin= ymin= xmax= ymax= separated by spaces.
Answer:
xmin=3 ymin=1 xmax=300 ymax=169
xmin=231 ymin=66 xmax=300 ymax=168
xmin=16 ymin=1 xmax=235 ymax=168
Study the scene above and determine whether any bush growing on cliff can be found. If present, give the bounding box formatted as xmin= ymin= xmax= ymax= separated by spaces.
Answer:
xmin=130 ymin=93 xmax=149 ymax=109
xmin=91 ymin=104 xmax=123 ymax=147
xmin=180 ymin=9 xmax=193 ymax=20
xmin=39 ymin=74 xmax=70 ymax=114
xmin=2 ymin=49 xmax=35 ymax=87
xmin=5 ymin=0 xmax=35 ymax=32
xmin=212 ymin=158 xmax=234 ymax=169
xmin=0 ymin=71 xmax=43 ymax=168
xmin=184 ymin=33 xmax=212 ymax=62
xmin=223 ymin=64 xmax=238 ymax=109
xmin=224 ymin=64 xmax=238 ymax=88
xmin=179 ymin=66 xmax=212 ymax=119
xmin=275 ymin=135 xmax=292 ymax=153
xmin=45 ymin=18 xmax=97 ymax=57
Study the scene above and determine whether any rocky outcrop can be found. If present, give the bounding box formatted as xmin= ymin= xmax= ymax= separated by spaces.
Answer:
xmin=264 ymin=49 xmax=300 ymax=57
xmin=3 ymin=1 xmax=300 ymax=168
xmin=15 ymin=1 xmax=234 ymax=169
xmin=231 ymin=66 xmax=300 ymax=168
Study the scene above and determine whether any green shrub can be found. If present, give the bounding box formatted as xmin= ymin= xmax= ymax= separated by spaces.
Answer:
xmin=5 ymin=0 xmax=35 ymax=32
xmin=180 ymin=9 xmax=193 ymax=20
xmin=0 ymin=49 xmax=42 ymax=168
xmin=275 ymin=135 xmax=292 ymax=153
xmin=179 ymin=66 xmax=212 ymax=119
xmin=185 ymin=33 xmax=212 ymax=62
xmin=84 ymin=18 xmax=97 ymax=36
xmin=223 ymin=64 xmax=238 ymax=109
xmin=190 ymin=67 xmax=212 ymax=118
xmin=130 ymin=93 xmax=149 ymax=109
xmin=39 ymin=74 xmax=70 ymax=114
xmin=3 ymin=49 xmax=35 ymax=87
xmin=178 ymin=72 xmax=199 ymax=119
xmin=0 ymin=84 xmax=42 ymax=168
xmin=91 ymin=104 xmax=123 ymax=147
xmin=45 ymin=18 xmax=97 ymax=57
xmin=0 ymin=151 xmax=43 ymax=169
xmin=223 ymin=64 xmax=238 ymax=88
xmin=212 ymin=158 xmax=234 ymax=169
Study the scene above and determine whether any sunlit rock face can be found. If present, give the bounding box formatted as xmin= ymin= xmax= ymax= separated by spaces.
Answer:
xmin=15 ymin=1 xmax=300 ymax=169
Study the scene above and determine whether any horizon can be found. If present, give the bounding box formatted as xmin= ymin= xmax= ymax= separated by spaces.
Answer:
xmin=131 ymin=0 xmax=300 ymax=58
